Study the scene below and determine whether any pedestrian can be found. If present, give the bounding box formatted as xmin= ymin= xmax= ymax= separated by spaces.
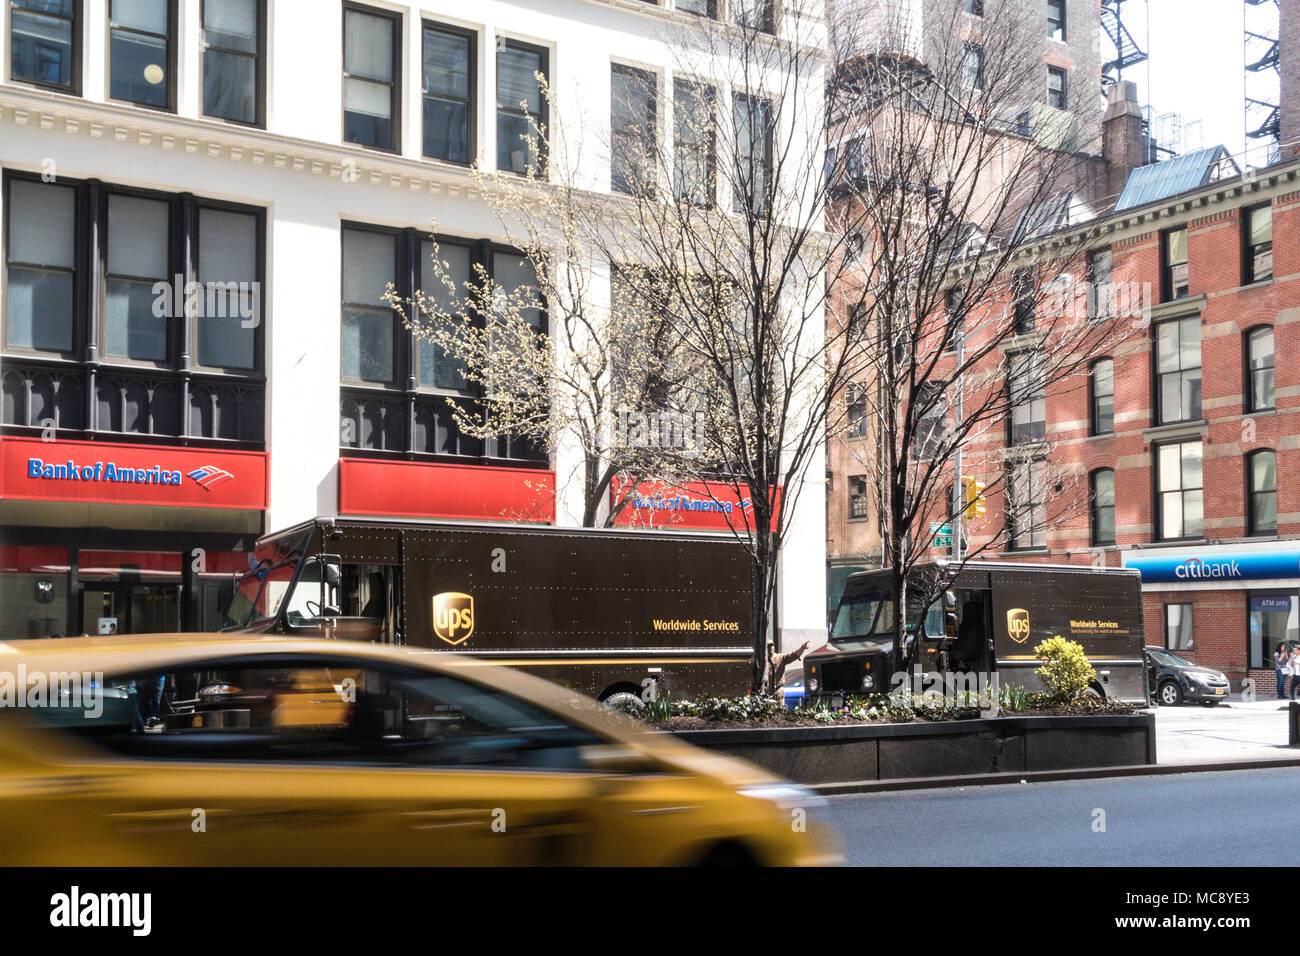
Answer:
xmin=1290 ymin=647 xmax=1300 ymax=700
xmin=1275 ymin=643 xmax=1290 ymax=699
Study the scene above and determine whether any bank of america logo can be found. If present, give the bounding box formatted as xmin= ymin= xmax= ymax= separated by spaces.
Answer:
xmin=187 ymin=465 xmax=234 ymax=490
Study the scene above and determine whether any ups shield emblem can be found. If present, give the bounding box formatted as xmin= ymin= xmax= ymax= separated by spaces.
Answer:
xmin=432 ymin=592 xmax=475 ymax=645
xmin=1006 ymin=608 xmax=1031 ymax=644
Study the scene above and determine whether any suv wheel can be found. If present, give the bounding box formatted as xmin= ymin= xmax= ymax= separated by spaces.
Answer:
xmin=1159 ymin=681 xmax=1183 ymax=706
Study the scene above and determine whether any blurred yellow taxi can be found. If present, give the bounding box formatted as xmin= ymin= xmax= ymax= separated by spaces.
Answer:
xmin=0 ymin=636 xmax=838 ymax=866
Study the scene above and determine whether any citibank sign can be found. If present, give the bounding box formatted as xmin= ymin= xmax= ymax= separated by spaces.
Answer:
xmin=1125 ymin=550 xmax=1300 ymax=584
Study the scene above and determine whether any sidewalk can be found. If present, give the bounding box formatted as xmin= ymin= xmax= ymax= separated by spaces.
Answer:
xmin=1155 ymin=695 xmax=1297 ymax=765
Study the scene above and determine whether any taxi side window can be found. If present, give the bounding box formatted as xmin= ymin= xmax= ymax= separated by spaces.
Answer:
xmin=55 ymin=658 xmax=602 ymax=773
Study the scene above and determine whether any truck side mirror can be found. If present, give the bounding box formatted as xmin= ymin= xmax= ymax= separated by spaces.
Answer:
xmin=319 ymin=554 xmax=342 ymax=618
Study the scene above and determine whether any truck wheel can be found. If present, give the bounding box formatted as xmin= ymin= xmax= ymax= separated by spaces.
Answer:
xmin=1159 ymin=681 xmax=1183 ymax=706
xmin=601 ymin=688 xmax=646 ymax=714
xmin=1084 ymin=684 xmax=1103 ymax=699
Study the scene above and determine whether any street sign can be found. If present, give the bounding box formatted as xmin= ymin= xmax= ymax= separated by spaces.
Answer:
xmin=930 ymin=522 xmax=952 ymax=547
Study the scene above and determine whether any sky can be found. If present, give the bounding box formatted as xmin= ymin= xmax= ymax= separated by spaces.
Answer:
xmin=1119 ymin=0 xmax=1280 ymax=166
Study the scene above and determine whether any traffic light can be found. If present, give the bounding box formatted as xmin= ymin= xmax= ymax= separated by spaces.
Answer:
xmin=962 ymin=477 xmax=986 ymax=520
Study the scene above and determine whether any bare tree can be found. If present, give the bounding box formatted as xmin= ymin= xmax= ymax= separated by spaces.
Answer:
xmin=826 ymin=0 xmax=1134 ymax=677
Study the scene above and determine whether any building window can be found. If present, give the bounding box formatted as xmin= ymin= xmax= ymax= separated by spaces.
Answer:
xmin=1091 ymin=468 xmax=1115 ymax=545
xmin=674 ymin=80 xmax=715 ymax=207
xmin=1047 ymin=66 xmax=1067 ymax=110
xmin=497 ymin=39 xmax=547 ymax=175
xmin=1248 ymin=449 xmax=1277 ymax=535
xmin=733 ymin=93 xmax=772 ymax=215
xmin=1008 ymin=458 xmax=1046 ymax=550
xmin=201 ymin=0 xmax=263 ymax=126
xmin=1008 ymin=349 xmax=1046 ymax=445
xmin=1245 ymin=203 xmax=1273 ymax=283
xmin=1247 ymin=325 xmax=1275 ymax=412
xmin=1155 ymin=316 xmax=1201 ymax=424
xmin=2 ymin=173 xmax=265 ymax=441
xmin=343 ymin=5 xmax=399 ymax=151
xmin=913 ymin=383 xmax=945 ymax=460
xmin=611 ymin=64 xmax=657 ymax=195
xmin=1157 ymin=440 xmax=1203 ymax=540
xmin=108 ymin=0 xmax=174 ymax=109
xmin=847 ymin=384 xmax=867 ymax=439
xmin=1087 ymin=248 xmax=1112 ymax=319
xmin=105 ymin=194 xmax=170 ymax=363
xmin=9 ymin=0 xmax=79 ymax=91
xmin=341 ymin=227 xmax=398 ymax=384
xmin=848 ymin=475 xmax=869 ymax=520
xmin=1047 ymin=0 xmax=1066 ymax=40
xmin=1012 ymin=268 xmax=1035 ymax=334
xmin=1162 ymin=226 xmax=1189 ymax=300
xmin=421 ymin=22 xmax=474 ymax=164
xmin=3 ymin=177 xmax=76 ymax=354
xmin=416 ymin=239 xmax=471 ymax=391
xmin=1090 ymin=358 xmax=1114 ymax=435
xmin=735 ymin=0 xmax=773 ymax=33
xmin=943 ymin=287 xmax=964 ymax=352
xmin=962 ymin=0 xmax=983 ymax=15
xmin=961 ymin=42 xmax=984 ymax=90
xmin=677 ymin=0 xmax=715 ymax=17
xmin=1165 ymin=603 xmax=1193 ymax=651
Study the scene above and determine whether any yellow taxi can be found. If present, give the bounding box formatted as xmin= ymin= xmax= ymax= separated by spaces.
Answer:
xmin=0 ymin=636 xmax=839 ymax=866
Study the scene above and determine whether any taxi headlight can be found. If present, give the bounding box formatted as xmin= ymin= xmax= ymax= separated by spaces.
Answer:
xmin=738 ymin=784 xmax=826 ymax=812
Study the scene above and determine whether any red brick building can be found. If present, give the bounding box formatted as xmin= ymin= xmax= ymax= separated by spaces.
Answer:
xmin=980 ymin=151 xmax=1300 ymax=692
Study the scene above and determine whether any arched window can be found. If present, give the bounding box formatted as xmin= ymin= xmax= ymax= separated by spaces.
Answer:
xmin=1091 ymin=468 xmax=1115 ymax=545
xmin=1248 ymin=449 xmax=1277 ymax=535
xmin=1090 ymin=358 xmax=1114 ymax=435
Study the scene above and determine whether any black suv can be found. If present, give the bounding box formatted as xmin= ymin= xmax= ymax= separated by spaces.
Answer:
xmin=1144 ymin=647 xmax=1230 ymax=706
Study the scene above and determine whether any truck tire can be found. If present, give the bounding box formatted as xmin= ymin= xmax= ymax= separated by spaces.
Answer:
xmin=1159 ymin=681 xmax=1183 ymax=706
xmin=600 ymin=687 xmax=646 ymax=714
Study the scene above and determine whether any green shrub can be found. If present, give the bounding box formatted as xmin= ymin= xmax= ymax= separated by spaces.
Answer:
xmin=1034 ymin=636 xmax=1097 ymax=700
xmin=998 ymin=683 xmax=1030 ymax=712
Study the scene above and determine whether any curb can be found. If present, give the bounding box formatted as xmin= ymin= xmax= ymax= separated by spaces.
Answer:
xmin=812 ymin=754 xmax=1300 ymax=795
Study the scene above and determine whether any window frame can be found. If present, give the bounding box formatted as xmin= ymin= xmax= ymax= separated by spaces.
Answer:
xmin=107 ymin=0 xmax=178 ymax=112
xmin=1162 ymin=226 xmax=1189 ymax=301
xmin=340 ymin=222 xmax=402 ymax=388
xmin=1007 ymin=457 xmax=1047 ymax=551
xmin=495 ymin=37 xmax=550 ymax=177
xmin=610 ymin=62 xmax=658 ymax=196
xmin=961 ymin=0 xmax=983 ymax=15
xmin=1153 ymin=314 xmax=1202 ymax=425
xmin=1086 ymin=247 xmax=1112 ymax=320
xmin=1243 ymin=202 xmax=1273 ymax=284
xmin=1245 ymin=324 xmax=1275 ymax=413
xmin=199 ymin=0 xmax=266 ymax=128
xmin=191 ymin=199 xmax=267 ymax=374
xmin=420 ymin=19 xmax=476 ymax=166
xmin=1012 ymin=267 xmax=1035 ymax=334
xmin=1089 ymin=356 xmax=1114 ymax=436
xmin=731 ymin=91 xmax=773 ymax=215
xmin=1155 ymin=439 xmax=1203 ymax=542
xmin=341 ymin=2 xmax=402 ymax=154
xmin=1007 ymin=347 xmax=1046 ymax=446
xmin=1164 ymin=603 xmax=1194 ymax=652
xmin=1047 ymin=0 xmax=1066 ymax=41
xmin=961 ymin=41 xmax=984 ymax=90
xmin=8 ymin=0 xmax=82 ymax=94
xmin=1046 ymin=66 xmax=1067 ymax=110
xmin=848 ymin=474 xmax=870 ymax=521
xmin=1246 ymin=448 xmax=1277 ymax=537
xmin=1 ymin=171 xmax=83 ymax=360
xmin=1090 ymin=467 xmax=1115 ymax=546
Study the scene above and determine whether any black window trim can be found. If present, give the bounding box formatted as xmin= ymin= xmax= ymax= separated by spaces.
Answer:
xmin=1090 ymin=466 xmax=1115 ymax=546
xmin=199 ymin=0 xmax=267 ymax=129
xmin=1161 ymin=225 xmax=1189 ymax=302
xmin=2 ymin=169 xmax=267 ymax=377
xmin=1047 ymin=0 xmax=1067 ymax=41
xmin=1153 ymin=313 xmax=1202 ymax=426
xmin=106 ymin=0 xmax=179 ymax=114
xmin=1047 ymin=65 xmax=1067 ymax=111
xmin=341 ymin=1 xmax=403 ymax=155
xmin=8 ymin=0 xmax=83 ymax=95
xmin=1154 ymin=438 xmax=1203 ymax=542
xmin=611 ymin=61 xmax=659 ymax=196
xmin=1246 ymin=447 xmax=1277 ymax=537
xmin=420 ymin=18 xmax=477 ymax=166
xmin=1243 ymin=201 xmax=1274 ymax=285
xmin=1245 ymin=323 xmax=1275 ymax=413
xmin=1164 ymin=602 xmax=1194 ymax=652
xmin=1006 ymin=456 xmax=1047 ymax=551
xmin=496 ymin=36 xmax=550 ymax=177
xmin=1089 ymin=355 xmax=1114 ymax=436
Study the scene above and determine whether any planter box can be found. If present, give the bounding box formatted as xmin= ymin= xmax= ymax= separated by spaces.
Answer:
xmin=668 ymin=712 xmax=1156 ymax=785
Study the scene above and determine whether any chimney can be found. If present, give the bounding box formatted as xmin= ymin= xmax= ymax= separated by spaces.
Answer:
xmin=1103 ymin=81 xmax=1144 ymax=197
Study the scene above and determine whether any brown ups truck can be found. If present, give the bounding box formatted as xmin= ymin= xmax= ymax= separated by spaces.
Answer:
xmin=806 ymin=561 xmax=1148 ymax=703
xmin=220 ymin=517 xmax=754 ymax=705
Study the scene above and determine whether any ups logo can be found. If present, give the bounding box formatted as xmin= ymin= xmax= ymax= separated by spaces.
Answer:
xmin=432 ymin=592 xmax=475 ymax=645
xmin=1006 ymin=608 xmax=1031 ymax=644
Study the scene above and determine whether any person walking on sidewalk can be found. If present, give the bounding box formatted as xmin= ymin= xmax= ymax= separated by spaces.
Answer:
xmin=1276 ymin=643 xmax=1291 ymax=699
xmin=1290 ymin=646 xmax=1300 ymax=700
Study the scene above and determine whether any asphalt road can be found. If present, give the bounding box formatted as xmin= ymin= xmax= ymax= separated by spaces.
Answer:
xmin=827 ymin=766 xmax=1297 ymax=866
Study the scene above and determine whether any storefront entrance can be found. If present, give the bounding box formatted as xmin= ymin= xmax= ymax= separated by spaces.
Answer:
xmin=80 ymin=584 xmax=180 ymax=636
